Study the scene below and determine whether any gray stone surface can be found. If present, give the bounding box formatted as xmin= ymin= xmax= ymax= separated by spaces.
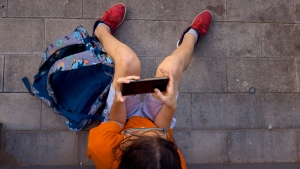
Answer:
xmin=78 ymin=132 xmax=94 ymax=166
xmin=192 ymin=93 xmax=263 ymax=129
xmin=227 ymin=0 xmax=294 ymax=23
xmin=83 ymin=0 xmax=226 ymax=21
xmin=262 ymin=24 xmax=300 ymax=57
xmin=41 ymin=104 xmax=69 ymax=131
xmin=0 ymin=0 xmax=6 ymax=17
xmin=5 ymin=131 xmax=78 ymax=165
xmin=0 ymin=93 xmax=41 ymax=130
xmin=4 ymin=55 xmax=40 ymax=92
xmin=0 ymin=19 xmax=44 ymax=54
xmin=262 ymin=94 xmax=300 ymax=129
xmin=227 ymin=58 xmax=297 ymax=93
xmin=7 ymin=0 xmax=82 ymax=18
xmin=229 ymin=130 xmax=297 ymax=163
xmin=174 ymin=93 xmax=191 ymax=129
xmin=297 ymin=0 xmax=300 ymax=23
xmin=298 ymin=59 xmax=300 ymax=92
xmin=173 ymin=130 xmax=228 ymax=164
xmin=0 ymin=55 xmax=3 ymax=92
xmin=139 ymin=57 xmax=156 ymax=78
xmin=197 ymin=22 xmax=262 ymax=57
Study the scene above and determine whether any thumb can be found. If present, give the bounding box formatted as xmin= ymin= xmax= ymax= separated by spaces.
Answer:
xmin=154 ymin=88 xmax=165 ymax=100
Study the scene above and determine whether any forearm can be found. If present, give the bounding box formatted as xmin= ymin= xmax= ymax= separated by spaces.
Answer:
xmin=154 ymin=103 xmax=177 ymax=131
xmin=108 ymin=96 xmax=127 ymax=130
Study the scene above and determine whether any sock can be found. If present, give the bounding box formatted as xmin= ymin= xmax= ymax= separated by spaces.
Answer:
xmin=185 ymin=28 xmax=198 ymax=43
xmin=96 ymin=22 xmax=111 ymax=33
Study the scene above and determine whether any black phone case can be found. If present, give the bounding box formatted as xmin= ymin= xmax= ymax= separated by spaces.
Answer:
xmin=122 ymin=77 xmax=169 ymax=96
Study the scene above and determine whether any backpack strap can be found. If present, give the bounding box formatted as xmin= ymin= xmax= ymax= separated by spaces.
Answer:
xmin=58 ymin=105 xmax=105 ymax=122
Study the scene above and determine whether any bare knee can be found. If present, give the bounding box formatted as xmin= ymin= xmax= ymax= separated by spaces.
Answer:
xmin=115 ymin=44 xmax=141 ymax=76
xmin=156 ymin=55 xmax=184 ymax=78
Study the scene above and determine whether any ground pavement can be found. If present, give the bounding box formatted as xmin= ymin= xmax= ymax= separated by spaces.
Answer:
xmin=1 ymin=0 xmax=300 ymax=167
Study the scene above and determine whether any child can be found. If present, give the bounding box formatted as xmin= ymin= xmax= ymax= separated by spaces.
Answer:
xmin=87 ymin=3 xmax=212 ymax=169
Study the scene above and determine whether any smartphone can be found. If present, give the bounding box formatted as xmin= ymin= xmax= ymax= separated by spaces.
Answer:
xmin=121 ymin=77 xmax=169 ymax=96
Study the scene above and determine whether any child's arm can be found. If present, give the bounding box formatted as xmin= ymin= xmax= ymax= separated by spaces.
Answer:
xmin=109 ymin=76 xmax=140 ymax=130
xmin=153 ymin=69 xmax=177 ymax=131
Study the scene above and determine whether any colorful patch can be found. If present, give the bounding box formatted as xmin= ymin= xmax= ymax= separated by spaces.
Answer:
xmin=56 ymin=39 xmax=63 ymax=47
xmin=71 ymin=58 xmax=89 ymax=69
xmin=57 ymin=62 xmax=65 ymax=71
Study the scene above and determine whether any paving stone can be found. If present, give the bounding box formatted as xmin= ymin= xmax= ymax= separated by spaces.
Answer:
xmin=139 ymin=57 xmax=156 ymax=79
xmin=174 ymin=93 xmax=191 ymax=129
xmin=192 ymin=93 xmax=263 ymax=129
xmin=0 ymin=93 xmax=41 ymax=130
xmin=229 ymin=130 xmax=297 ymax=163
xmin=78 ymin=131 xmax=94 ymax=166
xmin=295 ymin=0 xmax=300 ymax=23
xmin=4 ymin=55 xmax=40 ymax=92
xmin=114 ymin=20 xmax=189 ymax=57
xmin=155 ymin=0 xmax=225 ymax=21
xmin=298 ymin=59 xmax=300 ymax=92
xmin=262 ymin=24 xmax=300 ymax=57
xmin=41 ymin=104 xmax=69 ymax=131
xmin=45 ymin=19 xmax=94 ymax=48
xmin=0 ymin=18 xmax=44 ymax=54
xmin=227 ymin=0 xmax=294 ymax=23
xmin=227 ymin=58 xmax=297 ymax=93
xmin=5 ymin=131 xmax=78 ymax=165
xmin=7 ymin=0 xmax=82 ymax=18
xmin=0 ymin=0 xmax=7 ymax=17
xmin=0 ymin=55 xmax=3 ymax=92
xmin=197 ymin=22 xmax=261 ymax=57
xmin=186 ymin=57 xmax=227 ymax=92
xmin=83 ymin=0 xmax=156 ymax=20
xmin=173 ymin=130 xmax=228 ymax=164
xmin=262 ymin=94 xmax=300 ymax=129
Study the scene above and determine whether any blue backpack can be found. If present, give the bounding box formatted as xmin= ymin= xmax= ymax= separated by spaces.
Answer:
xmin=22 ymin=26 xmax=114 ymax=131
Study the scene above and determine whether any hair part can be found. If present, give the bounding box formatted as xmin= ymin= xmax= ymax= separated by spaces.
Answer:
xmin=114 ymin=135 xmax=182 ymax=169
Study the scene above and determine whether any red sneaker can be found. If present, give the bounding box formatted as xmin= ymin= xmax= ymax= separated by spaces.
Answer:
xmin=93 ymin=3 xmax=126 ymax=34
xmin=177 ymin=10 xmax=212 ymax=47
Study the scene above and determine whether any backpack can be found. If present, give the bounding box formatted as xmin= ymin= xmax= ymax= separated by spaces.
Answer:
xmin=22 ymin=25 xmax=114 ymax=131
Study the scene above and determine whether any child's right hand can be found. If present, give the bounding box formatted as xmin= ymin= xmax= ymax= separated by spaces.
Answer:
xmin=114 ymin=75 xmax=140 ymax=102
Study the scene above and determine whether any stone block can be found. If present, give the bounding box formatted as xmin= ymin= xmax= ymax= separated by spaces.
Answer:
xmin=0 ymin=93 xmax=41 ymax=130
xmin=4 ymin=55 xmax=40 ymax=92
xmin=262 ymin=24 xmax=300 ymax=57
xmin=262 ymin=94 xmax=300 ymax=129
xmin=298 ymin=59 xmax=300 ymax=92
xmin=140 ymin=57 xmax=156 ymax=78
xmin=0 ymin=18 xmax=44 ymax=54
xmin=174 ymin=93 xmax=191 ymax=129
xmin=78 ymin=131 xmax=94 ymax=166
xmin=192 ymin=93 xmax=263 ymax=129
xmin=229 ymin=130 xmax=297 ymax=163
xmin=5 ymin=131 xmax=79 ymax=165
xmin=196 ymin=22 xmax=261 ymax=57
xmin=114 ymin=20 xmax=189 ymax=57
xmin=295 ymin=0 xmax=300 ymax=23
xmin=0 ymin=55 xmax=3 ymax=92
xmin=186 ymin=57 xmax=227 ymax=92
xmin=0 ymin=0 xmax=7 ymax=17
xmin=83 ymin=0 xmax=156 ymax=20
xmin=227 ymin=58 xmax=297 ymax=93
xmin=227 ymin=0 xmax=294 ymax=23
xmin=173 ymin=130 xmax=228 ymax=164
xmin=45 ymin=19 xmax=94 ymax=47
xmin=41 ymin=104 xmax=69 ymax=131
xmin=7 ymin=0 xmax=82 ymax=18
xmin=155 ymin=0 xmax=226 ymax=21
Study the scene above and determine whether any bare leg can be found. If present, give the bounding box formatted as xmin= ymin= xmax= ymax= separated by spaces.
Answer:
xmin=152 ymin=34 xmax=196 ymax=99
xmin=94 ymin=25 xmax=141 ymax=89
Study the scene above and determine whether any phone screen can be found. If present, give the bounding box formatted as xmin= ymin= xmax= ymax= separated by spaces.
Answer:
xmin=121 ymin=77 xmax=169 ymax=96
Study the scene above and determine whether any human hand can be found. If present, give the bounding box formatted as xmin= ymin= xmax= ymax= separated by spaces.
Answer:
xmin=114 ymin=75 xmax=140 ymax=102
xmin=154 ymin=68 xmax=177 ymax=110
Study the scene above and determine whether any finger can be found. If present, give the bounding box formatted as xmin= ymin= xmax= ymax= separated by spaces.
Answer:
xmin=154 ymin=88 xmax=165 ymax=101
xmin=116 ymin=90 xmax=126 ymax=102
xmin=159 ymin=67 xmax=168 ymax=77
xmin=125 ymin=75 xmax=140 ymax=80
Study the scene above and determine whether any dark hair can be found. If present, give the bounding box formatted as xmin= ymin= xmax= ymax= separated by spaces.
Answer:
xmin=114 ymin=135 xmax=182 ymax=169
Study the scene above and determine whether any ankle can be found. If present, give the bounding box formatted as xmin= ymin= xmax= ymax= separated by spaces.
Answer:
xmin=95 ymin=24 xmax=111 ymax=38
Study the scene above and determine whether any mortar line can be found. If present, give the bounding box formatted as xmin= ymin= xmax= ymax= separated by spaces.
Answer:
xmin=295 ymin=58 xmax=299 ymax=92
